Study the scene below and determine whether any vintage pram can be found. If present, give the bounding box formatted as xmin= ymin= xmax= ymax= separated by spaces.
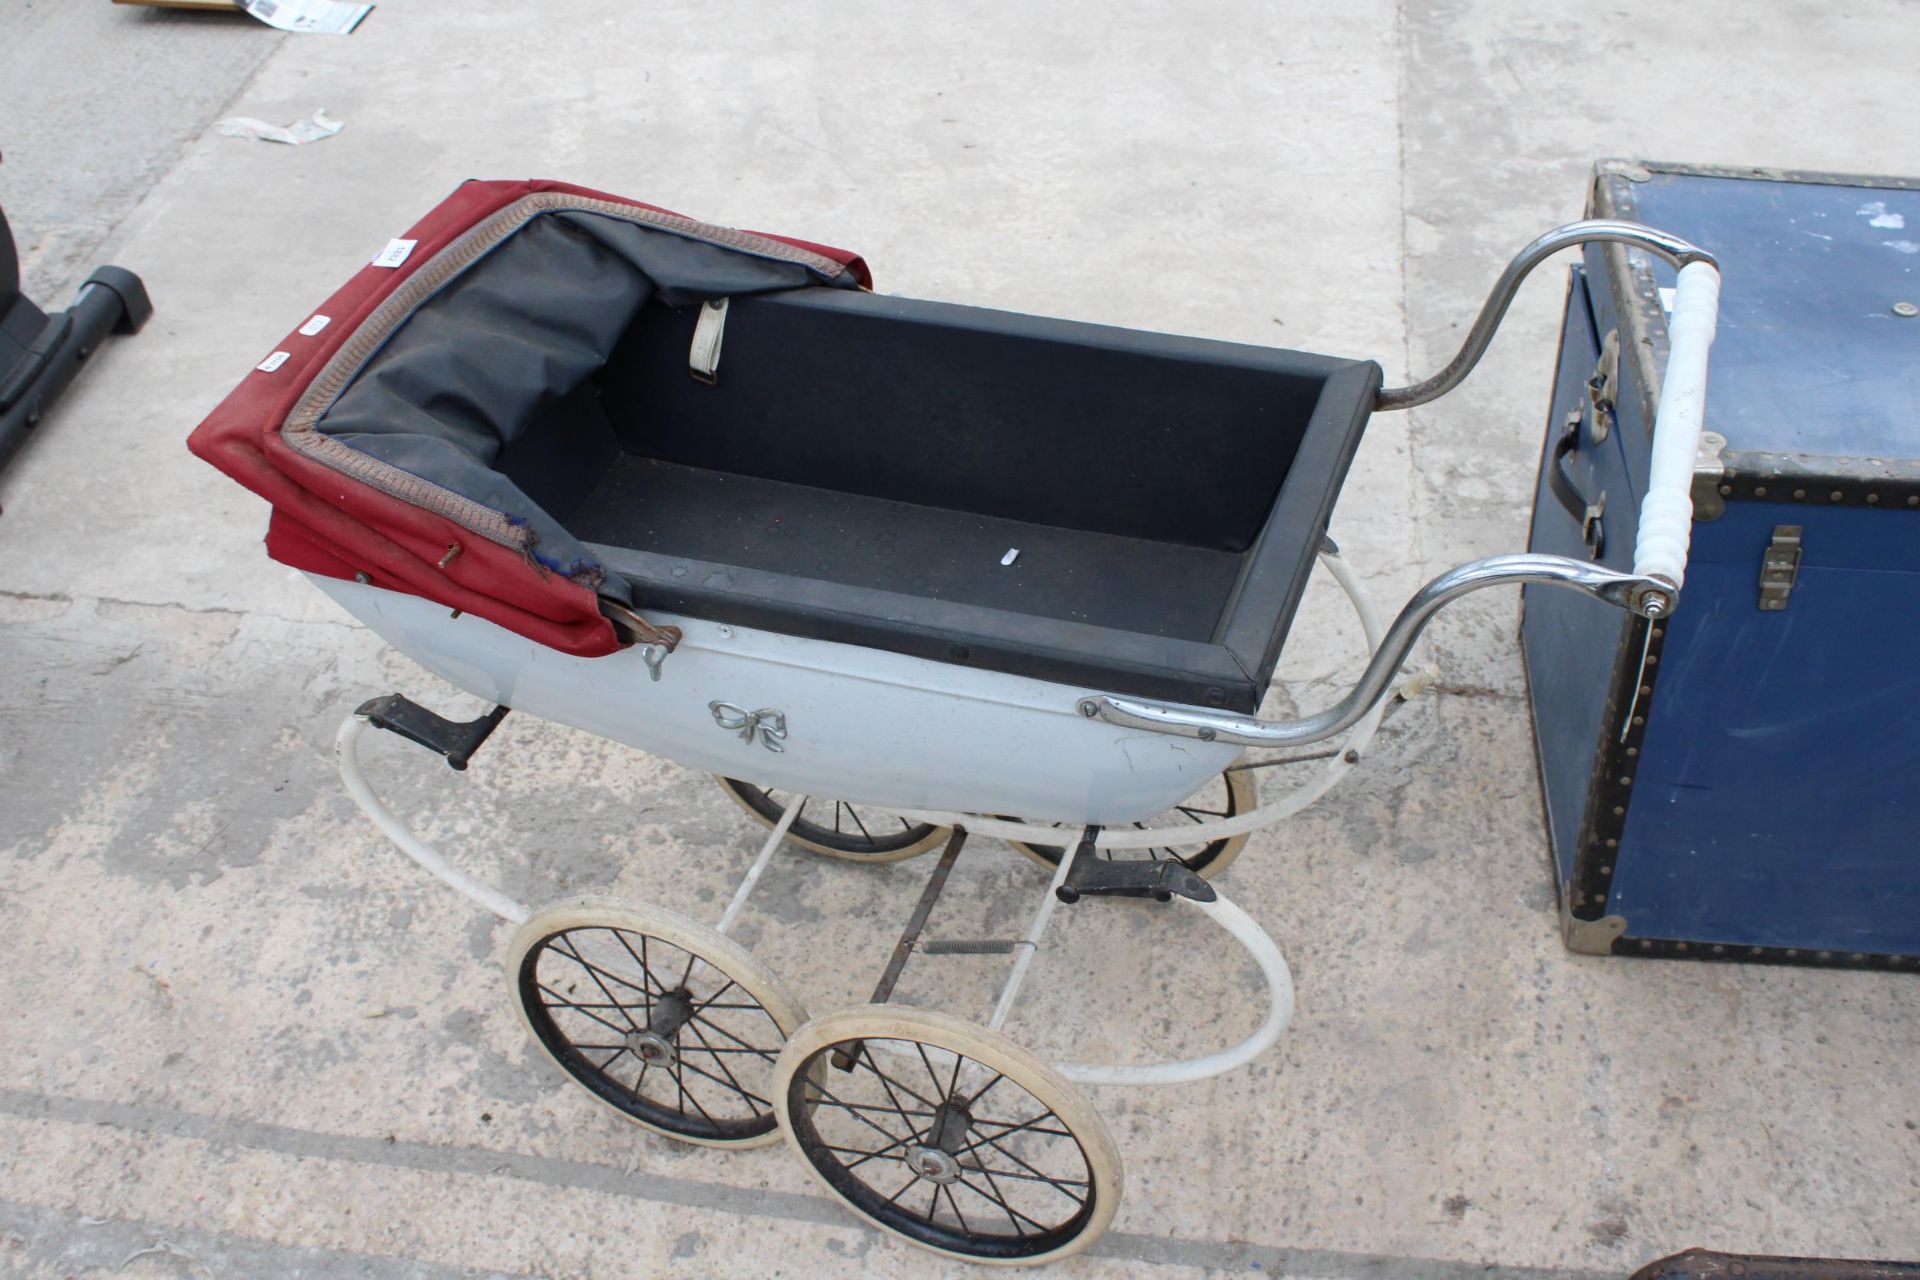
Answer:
xmin=189 ymin=180 xmax=1720 ymax=1264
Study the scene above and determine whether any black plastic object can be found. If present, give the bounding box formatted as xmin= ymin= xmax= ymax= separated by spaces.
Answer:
xmin=0 ymin=203 xmax=152 ymax=488
xmin=1631 ymin=1248 xmax=1920 ymax=1279
xmin=1054 ymin=831 xmax=1216 ymax=904
xmin=355 ymin=694 xmax=510 ymax=771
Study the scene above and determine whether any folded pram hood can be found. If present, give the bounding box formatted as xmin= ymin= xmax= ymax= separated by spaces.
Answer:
xmin=188 ymin=178 xmax=869 ymax=657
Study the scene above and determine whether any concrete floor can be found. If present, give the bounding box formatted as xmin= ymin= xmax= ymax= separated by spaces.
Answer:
xmin=2 ymin=1 xmax=1917 ymax=1276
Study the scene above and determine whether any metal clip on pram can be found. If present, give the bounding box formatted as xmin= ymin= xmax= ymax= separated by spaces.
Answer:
xmin=1081 ymin=219 xmax=1721 ymax=751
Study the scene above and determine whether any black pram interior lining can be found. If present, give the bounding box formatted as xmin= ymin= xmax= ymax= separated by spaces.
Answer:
xmin=317 ymin=209 xmax=1381 ymax=712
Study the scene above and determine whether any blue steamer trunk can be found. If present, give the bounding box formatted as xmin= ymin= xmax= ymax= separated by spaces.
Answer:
xmin=1523 ymin=160 xmax=1920 ymax=967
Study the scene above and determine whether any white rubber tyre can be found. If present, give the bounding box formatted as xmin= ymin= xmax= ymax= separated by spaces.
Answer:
xmin=508 ymin=895 xmax=807 ymax=1149
xmin=772 ymin=1005 xmax=1122 ymax=1266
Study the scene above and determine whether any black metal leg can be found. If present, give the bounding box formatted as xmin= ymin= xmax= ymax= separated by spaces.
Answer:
xmin=831 ymin=828 xmax=969 ymax=1072
xmin=870 ymin=827 xmax=969 ymax=1006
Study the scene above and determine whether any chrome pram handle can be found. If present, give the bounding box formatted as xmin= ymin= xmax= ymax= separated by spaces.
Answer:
xmin=1084 ymin=220 xmax=1722 ymax=751
xmin=1375 ymin=218 xmax=1717 ymax=412
xmin=1084 ymin=554 xmax=1644 ymax=749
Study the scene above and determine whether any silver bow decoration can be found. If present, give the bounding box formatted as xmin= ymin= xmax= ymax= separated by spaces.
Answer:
xmin=708 ymin=701 xmax=788 ymax=753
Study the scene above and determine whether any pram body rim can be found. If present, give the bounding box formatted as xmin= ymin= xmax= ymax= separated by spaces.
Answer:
xmin=310 ymin=572 xmax=1245 ymax=826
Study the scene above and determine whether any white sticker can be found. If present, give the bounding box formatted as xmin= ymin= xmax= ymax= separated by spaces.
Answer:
xmin=370 ymin=238 xmax=416 ymax=269
xmin=298 ymin=314 xmax=332 ymax=336
xmin=1658 ymin=286 xmax=1676 ymax=314
xmin=257 ymin=351 xmax=291 ymax=373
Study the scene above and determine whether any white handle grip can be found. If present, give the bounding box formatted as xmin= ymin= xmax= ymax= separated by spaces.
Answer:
xmin=1633 ymin=260 xmax=1722 ymax=591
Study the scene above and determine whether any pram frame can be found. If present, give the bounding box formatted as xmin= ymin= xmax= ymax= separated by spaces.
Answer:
xmin=329 ymin=219 xmax=1722 ymax=1264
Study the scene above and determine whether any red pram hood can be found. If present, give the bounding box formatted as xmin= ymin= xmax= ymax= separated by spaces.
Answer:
xmin=187 ymin=178 xmax=869 ymax=657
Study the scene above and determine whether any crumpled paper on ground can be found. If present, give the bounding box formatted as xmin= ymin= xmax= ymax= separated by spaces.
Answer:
xmin=215 ymin=108 xmax=345 ymax=146
xmin=242 ymin=0 xmax=374 ymax=35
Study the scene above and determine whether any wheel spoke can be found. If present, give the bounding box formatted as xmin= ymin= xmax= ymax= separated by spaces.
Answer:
xmin=674 ymin=1052 xmax=770 ymax=1109
xmin=852 ymin=1046 xmax=942 ymax=1113
xmin=960 ymin=1159 xmax=1036 ymax=1228
xmin=675 ymin=1043 xmax=775 ymax=1056
xmin=549 ymin=938 xmax=649 ymax=1027
xmin=820 ymin=1136 xmax=915 ymax=1170
xmin=611 ymin=931 xmax=664 ymax=1014
xmin=537 ymin=984 xmax=631 ymax=1037
xmin=959 ymin=1160 xmax=1089 ymax=1191
xmin=673 ymin=1062 xmax=718 ymax=1124
xmin=912 ymin=1041 xmax=947 ymax=1101
xmin=804 ymin=1095 xmax=936 ymax=1124
xmin=685 ymin=1009 xmax=779 ymax=1061
xmin=687 ymin=1002 xmax=769 ymax=1013
xmin=963 ymin=1123 xmax=1089 ymax=1202
xmin=576 ymin=1044 xmax=626 ymax=1072
xmin=552 ymin=935 xmax=652 ymax=998
xmin=858 ymin=1048 xmax=934 ymax=1150
xmin=959 ymin=1108 xmax=1071 ymax=1149
xmin=957 ymin=1174 xmax=1050 ymax=1235
xmin=970 ymin=1118 xmax=1075 ymax=1139
xmin=967 ymin=1072 xmax=1006 ymax=1111
xmin=941 ymin=1184 xmax=972 ymax=1237
xmin=804 ymin=1076 xmax=919 ymax=1147
xmin=686 ymin=979 xmax=740 ymax=1020
xmin=681 ymin=1020 xmax=756 ymax=1108
xmin=604 ymin=928 xmax=665 ymax=999
xmin=845 ymin=804 xmax=875 ymax=843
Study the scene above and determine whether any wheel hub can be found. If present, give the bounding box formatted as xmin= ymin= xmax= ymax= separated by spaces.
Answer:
xmin=625 ymin=1029 xmax=677 ymax=1065
xmin=906 ymin=1145 xmax=962 ymax=1185
xmin=904 ymin=1097 xmax=974 ymax=1184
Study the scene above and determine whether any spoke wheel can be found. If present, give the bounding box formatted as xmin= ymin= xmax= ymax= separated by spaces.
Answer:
xmin=774 ymin=1006 xmax=1121 ymax=1266
xmin=508 ymin=896 xmax=806 ymax=1148
xmin=1006 ymin=767 xmax=1257 ymax=880
xmin=716 ymin=776 xmax=950 ymax=863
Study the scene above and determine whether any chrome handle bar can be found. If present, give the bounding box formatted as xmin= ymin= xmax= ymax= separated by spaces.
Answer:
xmin=1375 ymin=218 xmax=1717 ymax=412
xmin=1080 ymin=553 xmax=1662 ymax=750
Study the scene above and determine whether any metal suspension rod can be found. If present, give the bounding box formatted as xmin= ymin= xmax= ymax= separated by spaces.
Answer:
xmin=714 ymin=791 xmax=805 ymax=936
xmin=336 ymin=715 xmax=531 ymax=924
xmin=987 ymin=828 xmax=1083 ymax=1032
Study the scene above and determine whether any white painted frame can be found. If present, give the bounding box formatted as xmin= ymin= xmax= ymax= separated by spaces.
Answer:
xmin=334 ymin=550 xmax=1391 ymax=1087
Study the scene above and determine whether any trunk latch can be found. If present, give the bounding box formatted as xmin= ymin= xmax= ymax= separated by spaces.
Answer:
xmin=1758 ymin=525 xmax=1803 ymax=611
